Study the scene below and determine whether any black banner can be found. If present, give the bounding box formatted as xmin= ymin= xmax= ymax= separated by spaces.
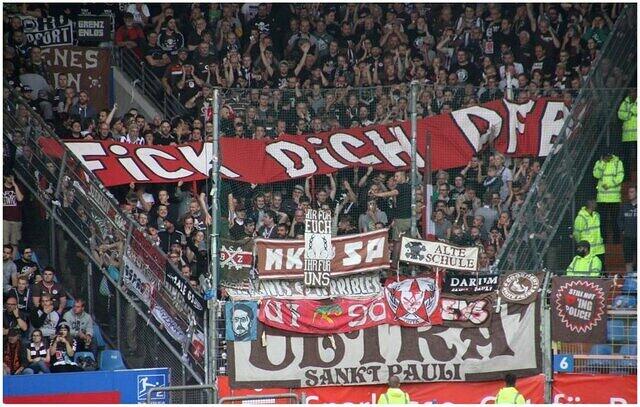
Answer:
xmin=22 ymin=15 xmax=74 ymax=48
xmin=164 ymin=264 xmax=206 ymax=320
xmin=77 ymin=16 xmax=111 ymax=41
xmin=443 ymin=272 xmax=500 ymax=295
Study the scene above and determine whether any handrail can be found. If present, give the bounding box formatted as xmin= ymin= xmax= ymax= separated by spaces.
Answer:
xmin=112 ymin=47 xmax=187 ymax=119
xmin=3 ymin=86 xmax=206 ymax=382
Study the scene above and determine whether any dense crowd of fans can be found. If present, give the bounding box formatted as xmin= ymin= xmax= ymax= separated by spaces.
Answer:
xmin=2 ymin=3 xmax=636 ymax=376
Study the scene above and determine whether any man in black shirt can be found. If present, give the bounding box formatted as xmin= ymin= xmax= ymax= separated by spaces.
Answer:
xmin=449 ymin=49 xmax=482 ymax=86
xmin=143 ymin=31 xmax=171 ymax=78
xmin=3 ymin=296 xmax=28 ymax=337
xmin=13 ymin=247 xmax=40 ymax=286
xmin=373 ymin=171 xmax=412 ymax=242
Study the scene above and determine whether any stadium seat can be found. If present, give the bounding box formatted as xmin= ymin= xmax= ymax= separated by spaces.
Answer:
xmin=93 ymin=324 xmax=106 ymax=349
xmin=612 ymin=295 xmax=637 ymax=309
xmin=99 ymin=350 xmax=126 ymax=371
xmin=630 ymin=320 xmax=637 ymax=343
xmin=621 ymin=275 xmax=637 ymax=294
xmin=607 ymin=319 xmax=627 ymax=342
xmin=611 ymin=345 xmax=637 ymax=374
xmin=66 ymin=297 xmax=75 ymax=309
xmin=73 ymin=351 xmax=96 ymax=363
xmin=585 ymin=344 xmax=613 ymax=372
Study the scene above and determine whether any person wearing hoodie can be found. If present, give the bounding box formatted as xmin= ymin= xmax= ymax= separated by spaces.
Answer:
xmin=62 ymin=298 xmax=97 ymax=356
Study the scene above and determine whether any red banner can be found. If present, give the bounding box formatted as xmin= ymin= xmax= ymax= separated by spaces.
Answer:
xmin=259 ymin=295 xmax=388 ymax=334
xmin=217 ymin=374 xmax=545 ymax=404
xmin=552 ymin=373 xmax=637 ymax=404
xmin=255 ymin=229 xmax=390 ymax=279
xmin=40 ymin=98 xmax=568 ymax=186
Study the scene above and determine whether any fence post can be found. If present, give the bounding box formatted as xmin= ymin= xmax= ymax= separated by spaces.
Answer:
xmin=206 ymin=88 xmax=221 ymax=404
xmin=86 ymin=262 xmax=93 ymax=314
xmin=540 ymin=271 xmax=554 ymax=403
xmin=116 ymin=288 xmax=122 ymax=352
xmin=410 ymin=82 xmax=418 ymax=239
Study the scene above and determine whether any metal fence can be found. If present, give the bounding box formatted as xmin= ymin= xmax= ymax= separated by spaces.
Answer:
xmin=3 ymin=90 xmax=205 ymax=387
xmin=112 ymin=47 xmax=188 ymax=119
xmin=494 ymin=5 xmax=637 ymax=273
xmin=552 ymin=274 xmax=637 ymax=375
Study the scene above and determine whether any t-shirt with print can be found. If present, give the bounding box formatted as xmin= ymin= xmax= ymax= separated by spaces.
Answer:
xmin=3 ymin=184 xmax=21 ymax=221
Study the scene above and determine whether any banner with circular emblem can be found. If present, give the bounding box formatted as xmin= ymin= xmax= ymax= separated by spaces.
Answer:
xmin=498 ymin=272 xmax=544 ymax=304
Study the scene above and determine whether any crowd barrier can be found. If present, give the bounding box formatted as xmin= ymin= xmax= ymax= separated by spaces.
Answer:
xmin=3 ymin=367 xmax=169 ymax=404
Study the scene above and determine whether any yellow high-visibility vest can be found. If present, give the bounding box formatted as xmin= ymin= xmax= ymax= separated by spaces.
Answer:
xmin=573 ymin=207 xmax=605 ymax=255
xmin=593 ymin=156 xmax=624 ymax=203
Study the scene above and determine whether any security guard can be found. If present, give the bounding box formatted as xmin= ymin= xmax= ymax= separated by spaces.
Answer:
xmin=593 ymin=153 xmax=624 ymax=243
xmin=617 ymin=89 xmax=636 ymax=175
xmin=377 ymin=376 xmax=410 ymax=404
xmin=495 ymin=373 xmax=525 ymax=404
xmin=566 ymin=241 xmax=603 ymax=277
xmin=573 ymin=200 xmax=605 ymax=260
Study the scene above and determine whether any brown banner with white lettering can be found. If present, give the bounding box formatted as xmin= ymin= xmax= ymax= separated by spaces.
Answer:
xmin=40 ymin=98 xmax=568 ymax=186
xmin=229 ymin=300 xmax=541 ymax=388
xmin=255 ymin=229 xmax=390 ymax=279
xmin=41 ymin=46 xmax=111 ymax=111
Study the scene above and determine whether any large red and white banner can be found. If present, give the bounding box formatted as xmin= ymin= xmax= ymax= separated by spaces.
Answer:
xmin=218 ymin=374 xmax=546 ymax=404
xmin=40 ymin=98 xmax=568 ymax=186
xmin=255 ymin=229 xmax=390 ymax=279
xmin=552 ymin=373 xmax=637 ymax=404
xmin=229 ymin=301 xmax=540 ymax=388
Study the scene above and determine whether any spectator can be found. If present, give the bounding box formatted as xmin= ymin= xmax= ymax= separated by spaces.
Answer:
xmin=13 ymin=247 xmax=40 ymax=286
xmin=8 ymin=275 xmax=32 ymax=313
xmin=62 ymin=299 xmax=97 ymax=356
xmin=3 ymin=174 xmax=23 ymax=253
xmin=25 ymin=329 xmax=50 ymax=374
xmin=618 ymin=186 xmax=637 ymax=273
xmin=359 ymin=199 xmax=388 ymax=232
xmin=29 ymin=293 xmax=60 ymax=342
xmin=48 ymin=322 xmax=82 ymax=373
xmin=3 ymin=245 xmax=17 ymax=295
xmin=32 ymin=266 xmax=67 ymax=315
xmin=3 ymin=296 xmax=28 ymax=337
xmin=3 ymin=329 xmax=31 ymax=375
xmin=158 ymin=18 xmax=185 ymax=56
xmin=115 ymin=13 xmax=145 ymax=59
xmin=373 ymin=171 xmax=412 ymax=241
xmin=68 ymin=91 xmax=97 ymax=130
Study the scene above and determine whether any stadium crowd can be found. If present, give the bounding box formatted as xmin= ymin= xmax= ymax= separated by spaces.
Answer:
xmin=2 ymin=3 xmax=636 ymax=375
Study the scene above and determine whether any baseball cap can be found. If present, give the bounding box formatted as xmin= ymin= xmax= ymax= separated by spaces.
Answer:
xmin=293 ymin=185 xmax=304 ymax=193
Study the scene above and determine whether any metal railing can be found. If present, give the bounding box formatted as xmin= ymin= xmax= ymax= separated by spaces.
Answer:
xmin=494 ymin=5 xmax=637 ymax=273
xmin=147 ymin=384 xmax=216 ymax=404
xmin=112 ymin=47 xmax=188 ymax=119
xmin=219 ymin=393 xmax=301 ymax=404
xmin=3 ymin=89 xmax=205 ymax=386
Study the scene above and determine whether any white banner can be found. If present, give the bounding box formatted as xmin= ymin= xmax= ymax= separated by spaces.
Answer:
xmin=304 ymin=209 xmax=332 ymax=288
xmin=122 ymin=248 xmax=157 ymax=307
xmin=399 ymin=237 xmax=479 ymax=272
xmin=226 ymin=273 xmax=383 ymax=300
xmin=229 ymin=301 xmax=540 ymax=388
